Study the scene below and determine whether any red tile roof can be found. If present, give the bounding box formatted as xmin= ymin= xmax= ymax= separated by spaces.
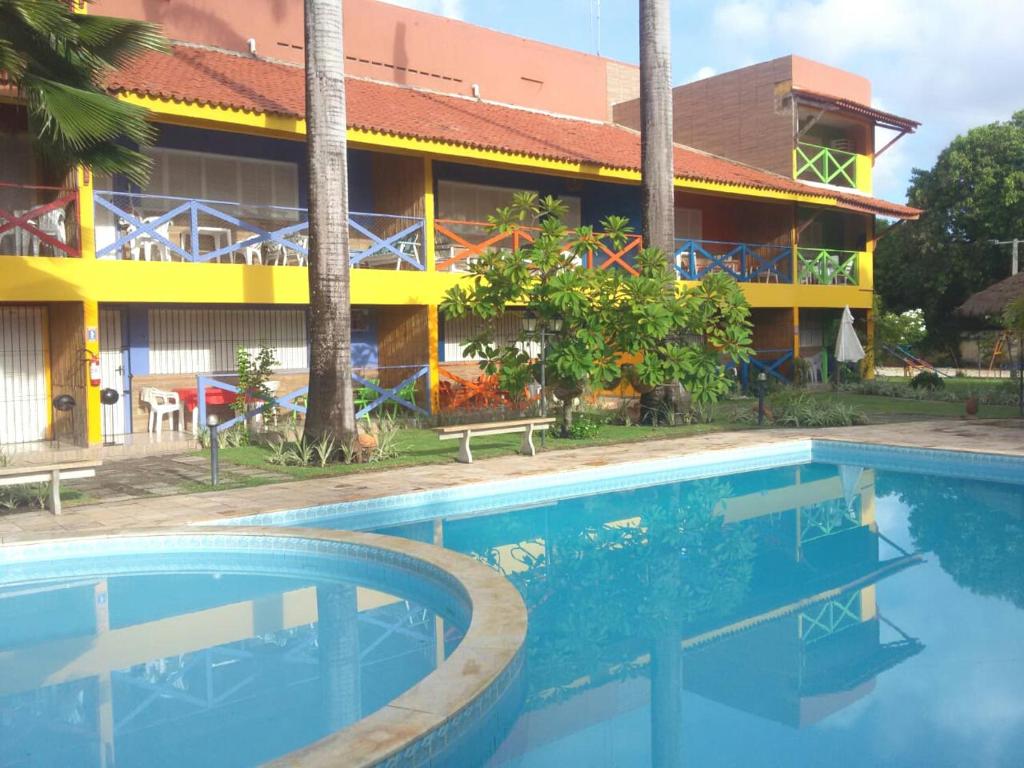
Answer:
xmin=791 ymin=88 xmax=920 ymax=133
xmin=106 ymin=45 xmax=920 ymax=219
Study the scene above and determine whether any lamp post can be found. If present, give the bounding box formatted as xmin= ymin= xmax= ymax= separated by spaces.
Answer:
xmin=756 ymin=372 xmax=767 ymax=426
xmin=208 ymin=414 xmax=220 ymax=486
xmin=523 ymin=311 xmax=563 ymax=447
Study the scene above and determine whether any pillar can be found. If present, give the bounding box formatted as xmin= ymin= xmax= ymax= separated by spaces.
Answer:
xmin=428 ymin=305 xmax=440 ymax=413
xmin=792 ymin=305 xmax=800 ymax=362
xmin=77 ymin=166 xmax=96 ymax=261
xmin=85 ymin=299 xmax=102 ymax=445
xmin=423 ymin=157 xmax=436 ymax=272
xmin=865 ymin=307 xmax=876 ymax=380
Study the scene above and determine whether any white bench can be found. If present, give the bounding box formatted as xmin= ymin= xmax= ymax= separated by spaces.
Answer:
xmin=0 ymin=460 xmax=100 ymax=515
xmin=437 ymin=417 xmax=556 ymax=464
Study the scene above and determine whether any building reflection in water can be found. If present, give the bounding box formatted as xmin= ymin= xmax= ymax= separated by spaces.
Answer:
xmin=0 ymin=572 xmax=456 ymax=768
xmin=409 ymin=463 xmax=926 ymax=767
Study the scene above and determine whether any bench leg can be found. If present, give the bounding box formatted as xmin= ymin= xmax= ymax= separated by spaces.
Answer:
xmin=457 ymin=431 xmax=473 ymax=464
xmin=48 ymin=469 xmax=61 ymax=516
xmin=520 ymin=424 xmax=537 ymax=456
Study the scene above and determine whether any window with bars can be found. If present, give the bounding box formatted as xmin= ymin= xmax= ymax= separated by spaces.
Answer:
xmin=0 ymin=306 xmax=48 ymax=445
xmin=442 ymin=311 xmax=539 ymax=362
xmin=146 ymin=148 xmax=300 ymax=210
xmin=674 ymin=207 xmax=703 ymax=240
xmin=437 ymin=180 xmax=581 ymax=227
xmin=148 ymin=308 xmax=308 ymax=374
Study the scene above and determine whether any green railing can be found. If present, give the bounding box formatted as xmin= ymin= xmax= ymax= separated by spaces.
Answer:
xmin=798 ymin=248 xmax=858 ymax=285
xmin=795 ymin=141 xmax=858 ymax=188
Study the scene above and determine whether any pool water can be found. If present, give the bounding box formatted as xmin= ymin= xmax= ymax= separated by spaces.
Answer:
xmin=0 ymin=541 xmax=466 ymax=768
xmin=346 ymin=460 xmax=1024 ymax=767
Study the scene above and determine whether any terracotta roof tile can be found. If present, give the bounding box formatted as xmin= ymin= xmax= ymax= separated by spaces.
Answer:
xmin=791 ymin=88 xmax=920 ymax=133
xmin=106 ymin=45 xmax=920 ymax=219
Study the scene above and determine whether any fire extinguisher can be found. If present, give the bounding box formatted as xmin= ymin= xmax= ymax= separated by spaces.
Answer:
xmin=88 ymin=353 xmax=101 ymax=388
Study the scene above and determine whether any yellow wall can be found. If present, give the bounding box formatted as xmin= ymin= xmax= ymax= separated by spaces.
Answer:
xmin=2 ymin=256 xmax=872 ymax=310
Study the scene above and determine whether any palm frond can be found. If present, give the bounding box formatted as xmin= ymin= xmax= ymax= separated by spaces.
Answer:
xmin=27 ymin=76 xmax=155 ymax=149
xmin=72 ymin=14 xmax=168 ymax=69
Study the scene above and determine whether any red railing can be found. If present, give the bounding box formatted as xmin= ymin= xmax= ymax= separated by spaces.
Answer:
xmin=0 ymin=182 xmax=80 ymax=257
xmin=433 ymin=219 xmax=643 ymax=274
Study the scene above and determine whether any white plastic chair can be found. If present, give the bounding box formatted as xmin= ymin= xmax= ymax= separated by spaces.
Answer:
xmin=805 ymin=353 xmax=823 ymax=384
xmin=30 ymin=209 xmax=67 ymax=256
xmin=140 ymin=387 xmax=181 ymax=434
xmin=131 ymin=217 xmax=171 ymax=261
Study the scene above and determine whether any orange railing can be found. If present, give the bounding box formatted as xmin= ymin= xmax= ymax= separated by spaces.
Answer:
xmin=433 ymin=219 xmax=643 ymax=274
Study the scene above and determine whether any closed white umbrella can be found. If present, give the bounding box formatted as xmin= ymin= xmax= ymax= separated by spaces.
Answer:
xmin=835 ymin=305 xmax=865 ymax=383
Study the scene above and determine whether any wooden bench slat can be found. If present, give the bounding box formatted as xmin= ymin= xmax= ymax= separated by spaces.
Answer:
xmin=0 ymin=460 xmax=101 ymax=477
xmin=0 ymin=469 xmax=96 ymax=488
xmin=438 ymin=423 xmax=552 ymax=440
xmin=436 ymin=417 xmax=555 ymax=434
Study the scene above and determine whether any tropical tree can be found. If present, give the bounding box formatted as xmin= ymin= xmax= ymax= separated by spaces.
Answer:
xmin=875 ymin=111 xmax=1024 ymax=353
xmin=0 ymin=0 xmax=166 ymax=185
xmin=303 ymin=0 xmax=356 ymax=443
xmin=638 ymin=0 xmax=675 ymax=261
xmin=439 ymin=195 xmax=752 ymax=434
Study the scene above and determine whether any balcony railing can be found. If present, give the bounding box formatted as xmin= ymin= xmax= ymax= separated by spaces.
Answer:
xmin=433 ymin=219 xmax=644 ymax=274
xmin=797 ymin=248 xmax=859 ymax=285
xmin=674 ymin=239 xmax=792 ymax=283
xmin=0 ymin=182 xmax=80 ymax=257
xmin=93 ymin=192 xmax=425 ymax=269
xmin=795 ymin=141 xmax=859 ymax=188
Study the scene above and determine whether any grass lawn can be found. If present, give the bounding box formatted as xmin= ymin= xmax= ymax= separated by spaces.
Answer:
xmin=215 ymin=420 xmax=743 ymax=480
xmin=189 ymin=386 xmax=1023 ymax=488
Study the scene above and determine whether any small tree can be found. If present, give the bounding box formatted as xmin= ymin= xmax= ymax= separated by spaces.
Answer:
xmin=233 ymin=345 xmax=279 ymax=420
xmin=440 ymin=195 xmax=752 ymax=434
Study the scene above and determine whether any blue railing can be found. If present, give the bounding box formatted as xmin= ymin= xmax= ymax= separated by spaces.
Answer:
xmin=93 ymin=192 xmax=425 ymax=270
xmin=196 ymin=364 xmax=431 ymax=432
xmin=675 ymin=239 xmax=793 ymax=283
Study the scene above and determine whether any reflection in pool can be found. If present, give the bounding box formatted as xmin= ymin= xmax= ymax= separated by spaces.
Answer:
xmin=0 ymin=544 xmax=466 ymax=767
xmin=363 ymin=461 xmax=1024 ymax=767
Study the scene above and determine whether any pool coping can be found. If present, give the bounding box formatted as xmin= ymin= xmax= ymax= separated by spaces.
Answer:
xmin=0 ymin=526 xmax=528 ymax=768
xmin=208 ymin=436 xmax=1024 ymax=532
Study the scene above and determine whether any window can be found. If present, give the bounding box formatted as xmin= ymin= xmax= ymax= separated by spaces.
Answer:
xmin=438 ymin=180 xmax=581 ymax=227
xmin=145 ymin=148 xmax=299 ymax=211
xmin=674 ymin=207 xmax=703 ymax=240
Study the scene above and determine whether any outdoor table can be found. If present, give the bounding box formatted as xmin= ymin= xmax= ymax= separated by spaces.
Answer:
xmin=175 ymin=386 xmax=235 ymax=434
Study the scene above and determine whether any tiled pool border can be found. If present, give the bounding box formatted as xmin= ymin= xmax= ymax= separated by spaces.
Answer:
xmin=211 ymin=438 xmax=1024 ymax=533
xmin=0 ymin=527 xmax=527 ymax=768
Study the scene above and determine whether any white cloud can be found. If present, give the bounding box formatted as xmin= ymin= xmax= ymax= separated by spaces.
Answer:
xmin=704 ymin=0 xmax=1024 ymax=199
xmin=382 ymin=0 xmax=464 ymax=19
xmin=690 ymin=65 xmax=716 ymax=82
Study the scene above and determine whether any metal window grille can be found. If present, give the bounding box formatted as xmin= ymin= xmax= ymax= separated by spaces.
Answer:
xmin=149 ymin=308 xmax=308 ymax=374
xmin=0 ymin=306 xmax=49 ymax=445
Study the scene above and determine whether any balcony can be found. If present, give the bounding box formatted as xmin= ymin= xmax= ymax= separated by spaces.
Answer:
xmin=93 ymin=192 xmax=425 ymax=269
xmin=433 ymin=218 xmax=644 ymax=273
xmin=674 ymin=239 xmax=793 ymax=283
xmin=797 ymin=248 xmax=859 ymax=286
xmin=794 ymin=141 xmax=869 ymax=191
xmin=0 ymin=182 xmax=80 ymax=257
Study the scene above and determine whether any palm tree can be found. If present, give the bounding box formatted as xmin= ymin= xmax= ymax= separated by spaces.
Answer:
xmin=0 ymin=0 xmax=166 ymax=185
xmin=638 ymin=0 xmax=675 ymax=261
xmin=303 ymin=0 xmax=356 ymax=443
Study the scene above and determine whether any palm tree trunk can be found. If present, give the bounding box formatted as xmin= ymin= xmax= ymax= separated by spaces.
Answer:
xmin=304 ymin=0 xmax=356 ymax=442
xmin=639 ymin=0 xmax=675 ymax=264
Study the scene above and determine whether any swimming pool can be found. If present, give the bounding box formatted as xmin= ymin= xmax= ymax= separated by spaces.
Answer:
xmin=242 ymin=441 xmax=1024 ymax=767
xmin=0 ymin=529 xmax=526 ymax=768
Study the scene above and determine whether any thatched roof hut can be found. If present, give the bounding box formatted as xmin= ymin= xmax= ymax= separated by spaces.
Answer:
xmin=957 ymin=273 xmax=1024 ymax=318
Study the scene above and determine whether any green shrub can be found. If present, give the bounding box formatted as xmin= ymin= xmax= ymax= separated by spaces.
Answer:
xmin=768 ymin=392 xmax=867 ymax=428
xmin=910 ymin=371 xmax=944 ymax=390
xmin=568 ymin=414 xmax=601 ymax=440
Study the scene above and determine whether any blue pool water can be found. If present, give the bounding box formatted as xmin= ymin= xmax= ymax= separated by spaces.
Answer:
xmin=313 ymin=451 xmax=1024 ymax=768
xmin=0 ymin=536 xmax=467 ymax=767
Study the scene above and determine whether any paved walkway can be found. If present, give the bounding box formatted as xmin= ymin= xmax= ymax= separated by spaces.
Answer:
xmin=3 ymin=419 xmax=1023 ymax=543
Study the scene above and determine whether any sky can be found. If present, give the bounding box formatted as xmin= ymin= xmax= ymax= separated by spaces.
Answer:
xmin=386 ymin=0 xmax=1024 ymax=204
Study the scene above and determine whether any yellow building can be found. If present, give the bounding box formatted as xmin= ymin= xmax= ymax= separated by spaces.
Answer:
xmin=0 ymin=1 xmax=919 ymax=448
